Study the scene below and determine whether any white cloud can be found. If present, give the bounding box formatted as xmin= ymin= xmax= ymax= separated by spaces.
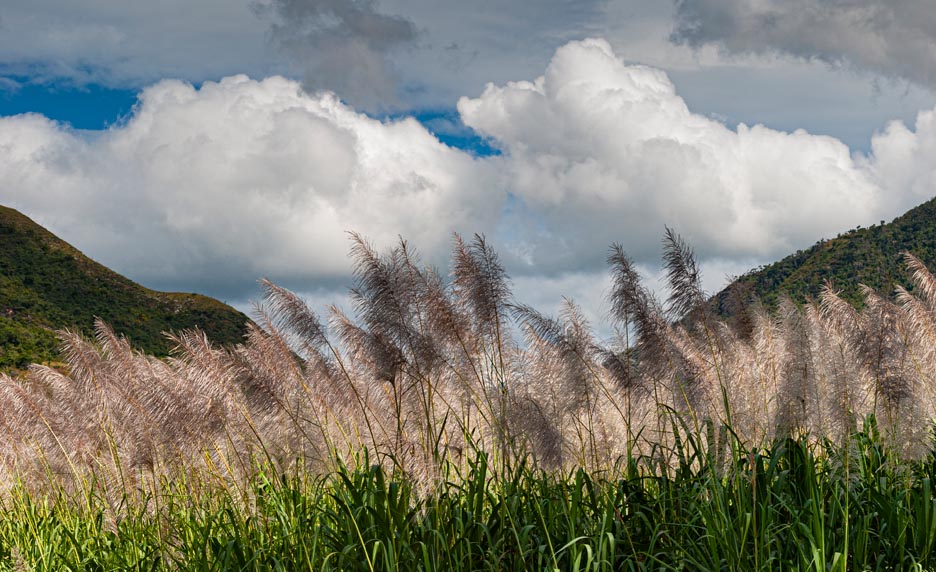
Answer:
xmin=0 ymin=75 xmax=500 ymax=298
xmin=866 ymin=109 xmax=936 ymax=210
xmin=2 ymin=38 xmax=936 ymax=313
xmin=459 ymin=39 xmax=899 ymax=273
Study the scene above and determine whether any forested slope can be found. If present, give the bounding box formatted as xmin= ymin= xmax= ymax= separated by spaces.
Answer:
xmin=713 ymin=196 xmax=936 ymax=313
xmin=0 ymin=205 xmax=250 ymax=369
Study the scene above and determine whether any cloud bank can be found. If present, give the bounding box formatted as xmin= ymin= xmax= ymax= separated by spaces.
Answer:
xmin=461 ymin=39 xmax=887 ymax=271
xmin=1 ymin=39 xmax=935 ymax=307
xmin=0 ymin=0 xmax=281 ymax=87
xmin=0 ymin=75 xmax=499 ymax=297
xmin=3 ymin=0 xmax=934 ymax=155
xmin=673 ymin=0 xmax=936 ymax=88
xmin=0 ymin=0 xmax=608 ymax=109
xmin=253 ymin=0 xmax=420 ymax=109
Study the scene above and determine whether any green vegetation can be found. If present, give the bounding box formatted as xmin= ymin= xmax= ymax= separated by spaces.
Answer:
xmin=4 ymin=421 xmax=936 ymax=570
xmin=0 ymin=205 xmax=250 ymax=370
xmin=714 ymin=196 xmax=936 ymax=314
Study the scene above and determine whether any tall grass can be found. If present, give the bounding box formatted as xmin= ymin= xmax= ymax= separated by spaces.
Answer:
xmin=2 ymin=419 xmax=936 ymax=570
xmin=4 ymin=232 xmax=936 ymax=568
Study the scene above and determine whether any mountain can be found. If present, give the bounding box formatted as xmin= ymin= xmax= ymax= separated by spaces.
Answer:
xmin=712 ymin=196 xmax=936 ymax=316
xmin=0 ymin=205 xmax=250 ymax=370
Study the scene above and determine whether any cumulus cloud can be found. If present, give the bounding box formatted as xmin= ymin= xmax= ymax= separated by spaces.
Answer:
xmin=0 ymin=75 xmax=500 ymax=298
xmin=252 ymin=0 xmax=420 ymax=109
xmin=866 ymin=109 xmax=936 ymax=203
xmin=459 ymin=39 xmax=902 ymax=273
xmin=672 ymin=0 xmax=936 ymax=88
xmin=2 ymin=39 xmax=936 ymax=309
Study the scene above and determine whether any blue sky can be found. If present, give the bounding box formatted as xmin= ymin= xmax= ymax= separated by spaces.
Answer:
xmin=2 ymin=0 xmax=936 ymax=324
xmin=0 ymin=83 xmax=137 ymax=129
xmin=0 ymin=83 xmax=503 ymax=156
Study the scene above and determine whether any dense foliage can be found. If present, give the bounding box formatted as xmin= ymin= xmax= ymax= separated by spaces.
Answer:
xmin=0 ymin=205 xmax=250 ymax=370
xmin=714 ymin=195 xmax=936 ymax=312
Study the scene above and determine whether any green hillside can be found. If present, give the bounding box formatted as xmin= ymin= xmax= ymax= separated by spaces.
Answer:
xmin=713 ymin=195 xmax=936 ymax=314
xmin=0 ymin=205 xmax=250 ymax=370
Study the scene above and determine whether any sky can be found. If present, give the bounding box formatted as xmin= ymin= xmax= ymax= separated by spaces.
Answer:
xmin=2 ymin=0 xmax=936 ymax=331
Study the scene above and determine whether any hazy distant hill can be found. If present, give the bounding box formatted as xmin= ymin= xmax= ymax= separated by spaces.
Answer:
xmin=712 ymin=196 xmax=936 ymax=315
xmin=0 ymin=205 xmax=250 ymax=370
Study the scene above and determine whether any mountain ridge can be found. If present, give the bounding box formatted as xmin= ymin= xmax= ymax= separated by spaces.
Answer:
xmin=0 ymin=205 xmax=251 ymax=370
xmin=712 ymin=195 xmax=936 ymax=316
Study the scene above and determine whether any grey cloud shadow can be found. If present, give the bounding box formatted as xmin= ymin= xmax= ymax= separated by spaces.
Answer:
xmin=253 ymin=0 xmax=421 ymax=110
xmin=671 ymin=0 xmax=936 ymax=90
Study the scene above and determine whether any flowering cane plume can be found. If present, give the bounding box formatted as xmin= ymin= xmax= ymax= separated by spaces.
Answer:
xmin=3 ymin=233 xmax=936 ymax=497
xmin=450 ymin=234 xmax=517 ymax=452
xmin=662 ymin=227 xmax=706 ymax=324
xmin=512 ymin=298 xmax=618 ymax=468
xmin=819 ymin=280 xmax=923 ymax=453
xmin=606 ymin=244 xmax=671 ymax=394
xmin=745 ymin=301 xmax=782 ymax=439
xmin=896 ymin=253 xmax=936 ymax=421
xmin=663 ymin=228 xmax=740 ymax=431
xmin=774 ymin=297 xmax=815 ymax=438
